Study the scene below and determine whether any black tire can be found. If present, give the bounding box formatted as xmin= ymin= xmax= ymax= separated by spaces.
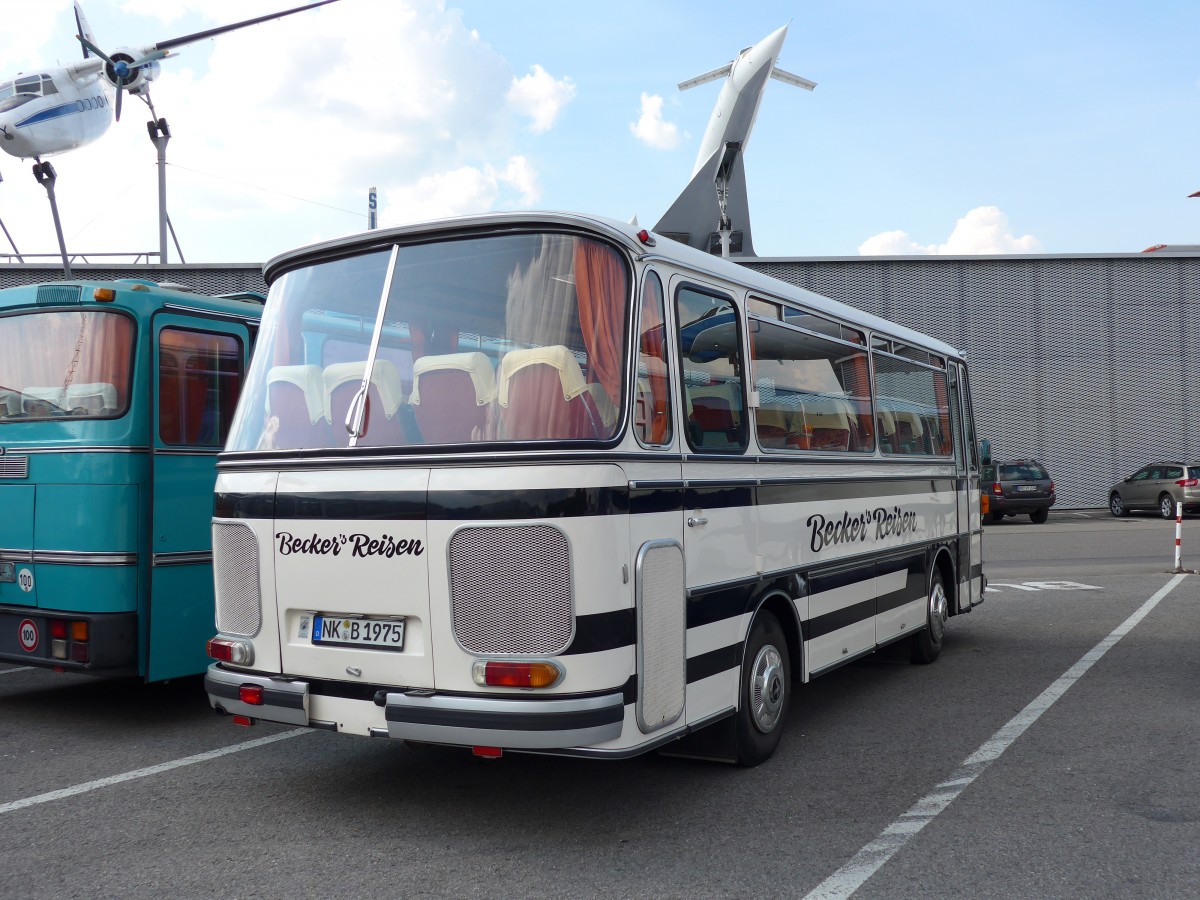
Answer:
xmin=734 ymin=610 xmax=790 ymax=767
xmin=911 ymin=569 xmax=947 ymax=664
xmin=1159 ymin=494 xmax=1177 ymax=520
xmin=989 ymin=509 xmax=1004 ymax=524
xmin=1109 ymin=492 xmax=1126 ymax=518
xmin=1030 ymin=508 xmax=1049 ymax=524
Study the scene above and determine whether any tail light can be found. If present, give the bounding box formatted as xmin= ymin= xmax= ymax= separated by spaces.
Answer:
xmin=1176 ymin=478 xmax=1198 ymax=487
xmin=1049 ymin=482 xmax=1056 ymax=492
xmin=991 ymin=482 xmax=1003 ymax=495
xmin=471 ymin=659 xmax=563 ymax=689
xmin=207 ymin=636 xmax=255 ymax=666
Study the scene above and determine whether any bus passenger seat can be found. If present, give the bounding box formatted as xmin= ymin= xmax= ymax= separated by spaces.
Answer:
xmin=498 ymin=345 xmax=603 ymax=440
xmin=66 ymin=382 xmax=118 ymax=414
xmin=324 ymin=359 xmax=408 ymax=446
xmin=410 ymin=351 xmax=496 ymax=443
xmin=267 ymin=365 xmax=330 ymax=449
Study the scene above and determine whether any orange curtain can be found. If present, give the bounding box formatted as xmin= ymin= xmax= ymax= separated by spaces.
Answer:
xmin=933 ymin=371 xmax=953 ymax=456
xmin=639 ymin=276 xmax=670 ymax=444
xmin=574 ymin=239 xmax=626 ymax=405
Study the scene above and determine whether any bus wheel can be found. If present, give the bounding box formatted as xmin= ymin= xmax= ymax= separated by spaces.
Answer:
xmin=911 ymin=569 xmax=947 ymax=664
xmin=735 ymin=610 xmax=790 ymax=767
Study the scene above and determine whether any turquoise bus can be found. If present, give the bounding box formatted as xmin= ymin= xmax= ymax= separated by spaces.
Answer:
xmin=0 ymin=279 xmax=262 ymax=681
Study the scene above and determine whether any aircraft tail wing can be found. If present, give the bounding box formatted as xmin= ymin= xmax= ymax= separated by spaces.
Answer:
xmin=74 ymin=2 xmax=97 ymax=59
xmin=677 ymin=64 xmax=733 ymax=92
xmin=653 ymin=146 xmax=755 ymax=257
xmin=771 ymin=67 xmax=817 ymax=90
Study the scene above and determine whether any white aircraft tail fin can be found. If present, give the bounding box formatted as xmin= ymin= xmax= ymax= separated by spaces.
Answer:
xmin=74 ymin=2 xmax=97 ymax=60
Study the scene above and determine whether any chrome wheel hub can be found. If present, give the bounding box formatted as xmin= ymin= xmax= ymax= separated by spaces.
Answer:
xmin=750 ymin=644 xmax=785 ymax=733
xmin=928 ymin=582 xmax=948 ymax=643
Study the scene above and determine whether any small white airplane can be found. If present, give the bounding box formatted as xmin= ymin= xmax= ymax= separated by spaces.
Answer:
xmin=655 ymin=24 xmax=815 ymax=257
xmin=0 ymin=0 xmax=339 ymax=163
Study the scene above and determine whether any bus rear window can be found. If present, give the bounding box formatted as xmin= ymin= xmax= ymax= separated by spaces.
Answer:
xmin=228 ymin=232 xmax=630 ymax=452
xmin=0 ymin=310 xmax=133 ymax=421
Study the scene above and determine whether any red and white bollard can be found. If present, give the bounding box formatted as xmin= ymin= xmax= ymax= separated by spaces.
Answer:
xmin=1174 ymin=501 xmax=1186 ymax=574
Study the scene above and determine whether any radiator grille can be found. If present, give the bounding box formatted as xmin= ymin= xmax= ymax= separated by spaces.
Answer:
xmin=637 ymin=542 xmax=685 ymax=733
xmin=449 ymin=524 xmax=573 ymax=655
xmin=213 ymin=522 xmax=262 ymax=636
xmin=0 ymin=455 xmax=28 ymax=479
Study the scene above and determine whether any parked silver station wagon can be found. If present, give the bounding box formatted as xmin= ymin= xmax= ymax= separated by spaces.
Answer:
xmin=1108 ymin=462 xmax=1200 ymax=519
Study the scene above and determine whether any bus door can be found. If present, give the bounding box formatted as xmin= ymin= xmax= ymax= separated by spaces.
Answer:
xmin=628 ymin=269 xmax=687 ymax=735
xmin=949 ymin=362 xmax=983 ymax=610
xmin=148 ymin=314 xmax=250 ymax=680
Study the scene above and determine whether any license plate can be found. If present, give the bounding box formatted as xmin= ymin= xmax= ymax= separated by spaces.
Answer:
xmin=0 ymin=563 xmax=13 ymax=583
xmin=1016 ymin=485 xmax=1038 ymax=492
xmin=313 ymin=615 xmax=405 ymax=651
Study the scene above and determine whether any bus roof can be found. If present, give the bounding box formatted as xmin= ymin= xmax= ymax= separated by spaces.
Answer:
xmin=0 ymin=279 xmax=264 ymax=319
xmin=262 ymin=211 xmax=963 ymax=362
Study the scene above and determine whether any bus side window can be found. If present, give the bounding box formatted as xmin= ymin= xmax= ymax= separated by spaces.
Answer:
xmin=676 ymin=287 xmax=745 ymax=452
xmin=159 ymin=328 xmax=245 ymax=448
xmin=634 ymin=271 xmax=672 ymax=446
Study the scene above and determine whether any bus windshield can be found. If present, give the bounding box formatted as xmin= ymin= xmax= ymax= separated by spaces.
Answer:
xmin=0 ymin=309 xmax=134 ymax=421
xmin=228 ymin=231 xmax=630 ymax=451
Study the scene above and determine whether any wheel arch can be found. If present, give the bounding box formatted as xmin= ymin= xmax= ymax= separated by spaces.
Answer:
xmin=930 ymin=544 xmax=959 ymax=616
xmin=743 ymin=577 xmax=804 ymax=686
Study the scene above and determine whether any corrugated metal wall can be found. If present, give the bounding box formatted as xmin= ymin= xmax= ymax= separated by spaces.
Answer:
xmin=5 ymin=253 xmax=1198 ymax=508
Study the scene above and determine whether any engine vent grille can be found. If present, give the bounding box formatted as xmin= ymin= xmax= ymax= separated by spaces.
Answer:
xmin=0 ymin=455 xmax=28 ymax=479
xmin=213 ymin=522 xmax=262 ymax=637
xmin=449 ymin=524 xmax=573 ymax=655
xmin=35 ymin=285 xmax=82 ymax=305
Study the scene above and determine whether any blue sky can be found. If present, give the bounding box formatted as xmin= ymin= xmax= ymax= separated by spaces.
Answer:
xmin=1 ymin=0 xmax=1198 ymax=263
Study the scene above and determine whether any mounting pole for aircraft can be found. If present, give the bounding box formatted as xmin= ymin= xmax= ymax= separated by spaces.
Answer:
xmin=32 ymin=161 xmax=71 ymax=278
xmin=147 ymin=117 xmax=171 ymax=264
xmin=714 ymin=142 xmax=741 ymax=258
xmin=0 ymin=170 xmax=24 ymax=262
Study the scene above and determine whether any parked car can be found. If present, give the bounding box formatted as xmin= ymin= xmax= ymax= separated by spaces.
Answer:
xmin=1108 ymin=462 xmax=1200 ymax=519
xmin=982 ymin=459 xmax=1056 ymax=524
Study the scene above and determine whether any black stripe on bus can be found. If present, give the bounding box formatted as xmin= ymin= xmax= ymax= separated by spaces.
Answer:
xmin=686 ymin=644 xmax=742 ymax=684
xmin=562 ymin=608 xmax=636 ymax=655
xmin=429 ymin=486 xmax=628 ymax=520
xmin=218 ymin=476 xmax=960 ymax=521
xmin=807 ymin=598 xmax=877 ymax=641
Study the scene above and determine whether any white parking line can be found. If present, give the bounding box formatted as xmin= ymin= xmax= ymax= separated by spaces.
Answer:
xmin=0 ymin=667 xmax=33 ymax=676
xmin=804 ymin=573 xmax=1188 ymax=900
xmin=0 ymin=728 xmax=310 ymax=814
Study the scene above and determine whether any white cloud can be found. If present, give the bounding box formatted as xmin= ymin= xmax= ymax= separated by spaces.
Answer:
xmin=0 ymin=2 xmax=562 ymax=262
xmin=859 ymin=206 xmax=1043 ymax=255
xmin=629 ymin=92 xmax=680 ymax=150
xmin=507 ymin=64 xmax=575 ymax=133
xmin=381 ymin=156 xmax=541 ymax=225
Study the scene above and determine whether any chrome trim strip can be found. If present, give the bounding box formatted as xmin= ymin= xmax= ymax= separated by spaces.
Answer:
xmin=4 ymin=548 xmax=136 ymax=566
xmin=8 ymin=446 xmax=149 ymax=455
xmin=154 ymin=448 xmax=220 ymax=458
xmin=152 ymin=551 xmax=212 ymax=568
xmin=384 ymin=690 xmax=625 ymax=749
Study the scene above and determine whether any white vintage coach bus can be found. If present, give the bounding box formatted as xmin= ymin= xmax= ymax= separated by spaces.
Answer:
xmin=204 ymin=212 xmax=986 ymax=766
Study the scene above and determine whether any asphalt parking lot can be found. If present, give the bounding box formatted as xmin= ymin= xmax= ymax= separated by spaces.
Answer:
xmin=2 ymin=510 xmax=1199 ymax=899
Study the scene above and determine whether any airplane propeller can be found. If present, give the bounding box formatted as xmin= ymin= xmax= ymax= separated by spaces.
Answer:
xmin=73 ymin=0 xmax=340 ymax=122
xmin=76 ymin=37 xmax=166 ymax=121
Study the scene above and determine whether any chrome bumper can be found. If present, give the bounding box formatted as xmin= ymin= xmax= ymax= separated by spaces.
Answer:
xmin=383 ymin=690 xmax=624 ymax=749
xmin=205 ymin=664 xmax=309 ymax=726
xmin=205 ymin=664 xmax=625 ymax=749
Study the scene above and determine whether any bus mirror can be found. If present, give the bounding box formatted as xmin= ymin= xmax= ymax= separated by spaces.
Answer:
xmin=978 ymin=438 xmax=992 ymax=465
